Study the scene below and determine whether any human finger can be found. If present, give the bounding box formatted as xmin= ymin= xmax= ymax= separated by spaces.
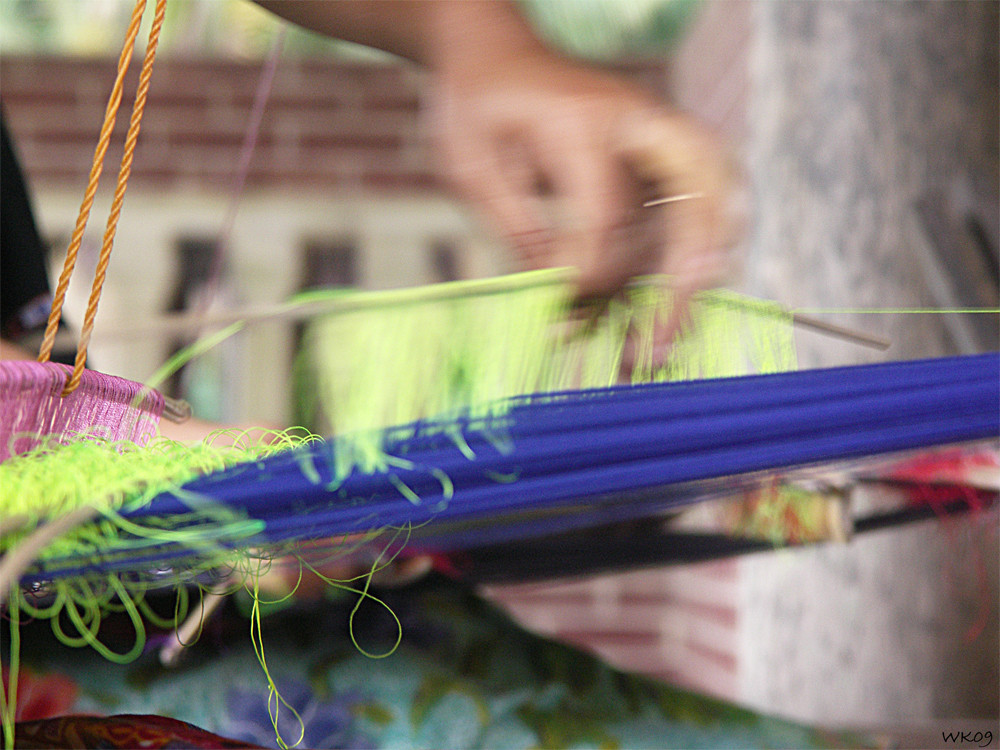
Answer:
xmin=615 ymin=111 xmax=733 ymax=346
xmin=618 ymin=111 xmax=730 ymax=277
xmin=531 ymin=111 xmax=636 ymax=300
xmin=440 ymin=127 xmax=556 ymax=269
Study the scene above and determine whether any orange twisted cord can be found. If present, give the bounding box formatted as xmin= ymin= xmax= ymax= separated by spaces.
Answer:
xmin=62 ymin=0 xmax=167 ymax=396
xmin=37 ymin=0 xmax=148 ymax=365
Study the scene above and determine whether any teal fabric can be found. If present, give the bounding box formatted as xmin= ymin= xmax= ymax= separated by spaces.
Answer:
xmin=14 ymin=575 xmax=868 ymax=749
xmin=519 ymin=0 xmax=699 ymax=60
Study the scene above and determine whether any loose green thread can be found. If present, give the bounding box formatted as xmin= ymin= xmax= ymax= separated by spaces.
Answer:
xmin=0 ymin=595 xmax=19 ymax=749
xmin=793 ymin=307 xmax=1000 ymax=314
xmin=248 ymin=570 xmax=306 ymax=750
xmin=243 ymin=532 xmax=408 ymax=749
xmin=143 ymin=321 xmax=246 ymax=395
xmin=135 ymin=583 xmax=189 ymax=630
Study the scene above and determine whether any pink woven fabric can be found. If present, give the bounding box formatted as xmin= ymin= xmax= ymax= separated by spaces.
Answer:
xmin=0 ymin=360 xmax=164 ymax=461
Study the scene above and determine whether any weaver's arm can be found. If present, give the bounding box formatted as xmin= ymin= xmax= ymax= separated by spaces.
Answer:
xmin=0 ymin=338 xmax=36 ymax=361
xmin=254 ymin=1 xmax=540 ymax=67
xmin=255 ymin=0 xmax=732 ymax=327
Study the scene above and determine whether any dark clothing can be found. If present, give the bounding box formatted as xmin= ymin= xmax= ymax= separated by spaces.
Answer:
xmin=1 ymin=109 xmax=52 ymax=341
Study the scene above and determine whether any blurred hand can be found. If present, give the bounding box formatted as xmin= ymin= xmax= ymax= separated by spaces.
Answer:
xmin=256 ymin=0 xmax=735 ymax=331
xmin=427 ymin=10 xmax=734 ymax=316
xmin=156 ymin=416 xmax=286 ymax=446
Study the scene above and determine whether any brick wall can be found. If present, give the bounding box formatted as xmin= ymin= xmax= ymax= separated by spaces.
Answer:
xmin=1 ymin=55 xmax=433 ymax=190
xmin=1 ymin=54 xmax=667 ymax=191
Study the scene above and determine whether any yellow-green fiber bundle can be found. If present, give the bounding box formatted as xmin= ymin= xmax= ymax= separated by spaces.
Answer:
xmin=298 ymin=269 xmax=797 ymax=480
xmin=0 ymin=430 xmax=308 ymax=550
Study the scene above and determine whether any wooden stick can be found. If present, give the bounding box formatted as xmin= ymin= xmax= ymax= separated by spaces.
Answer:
xmin=159 ymin=583 xmax=230 ymax=667
xmin=40 ymin=269 xmax=578 ymax=344
xmin=791 ymin=313 xmax=891 ymax=351
xmin=37 ymin=262 xmax=889 ymax=352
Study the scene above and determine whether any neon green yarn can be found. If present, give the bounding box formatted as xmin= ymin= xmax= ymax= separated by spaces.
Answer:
xmin=298 ymin=269 xmax=797 ymax=483
xmin=0 ymin=430 xmax=305 ymax=546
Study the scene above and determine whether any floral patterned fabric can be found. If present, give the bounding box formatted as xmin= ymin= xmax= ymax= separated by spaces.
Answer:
xmin=10 ymin=575 xmax=867 ymax=749
xmin=15 ymin=715 xmax=266 ymax=749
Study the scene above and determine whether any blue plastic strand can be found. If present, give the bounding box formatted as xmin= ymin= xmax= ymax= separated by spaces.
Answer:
xmin=21 ymin=354 xmax=1000 ymax=582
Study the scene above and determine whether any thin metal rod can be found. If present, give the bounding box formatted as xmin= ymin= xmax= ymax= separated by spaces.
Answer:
xmin=643 ymin=193 xmax=705 ymax=207
xmin=642 ymin=195 xmax=891 ymax=350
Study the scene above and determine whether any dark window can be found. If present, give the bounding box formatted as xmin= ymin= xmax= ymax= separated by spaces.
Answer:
xmin=298 ymin=238 xmax=358 ymax=290
xmin=164 ymin=236 xmax=221 ymax=398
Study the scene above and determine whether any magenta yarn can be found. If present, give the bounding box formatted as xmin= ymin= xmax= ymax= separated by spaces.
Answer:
xmin=0 ymin=360 xmax=164 ymax=460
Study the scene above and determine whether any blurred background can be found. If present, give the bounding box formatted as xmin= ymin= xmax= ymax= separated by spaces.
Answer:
xmin=2 ymin=0 xmax=997 ymax=734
